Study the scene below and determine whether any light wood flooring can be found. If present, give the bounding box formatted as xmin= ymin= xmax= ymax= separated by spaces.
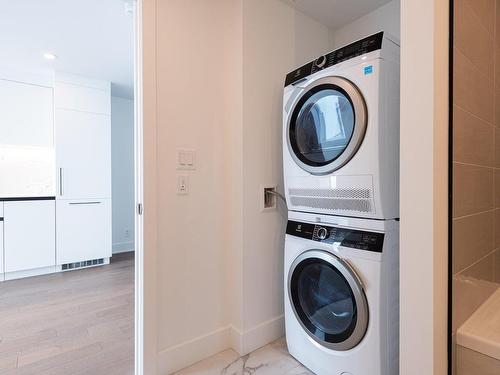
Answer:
xmin=0 ymin=253 xmax=134 ymax=375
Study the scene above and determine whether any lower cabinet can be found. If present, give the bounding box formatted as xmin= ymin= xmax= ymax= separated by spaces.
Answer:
xmin=3 ymin=200 xmax=56 ymax=273
xmin=56 ymin=199 xmax=112 ymax=265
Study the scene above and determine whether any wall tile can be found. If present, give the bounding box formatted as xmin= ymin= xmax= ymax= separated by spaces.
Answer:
xmin=454 ymin=105 xmax=495 ymax=166
xmin=464 ymin=0 xmax=495 ymax=36
xmin=454 ymin=48 xmax=495 ymax=124
xmin=494 ymin=210 xmax=500 ymax=247
xmin=460 ymin=252 xmax=495 ymax=281
xmin=453 ymin=163 xmax=494 ymax=217
xmin=496 ymin=169 xmax=500 ymax=207
xmin=495 ymin=249 xmax=500 ymax=282
xmin=453 ymin=211 xmax=494 ymax=273
xmin=456 ymin=0 xmax=494 ymax=75
xmin=495 ymin=128 xmax=500 ymax=167
xmin=495 ymin=83 xmax=500 ymax=127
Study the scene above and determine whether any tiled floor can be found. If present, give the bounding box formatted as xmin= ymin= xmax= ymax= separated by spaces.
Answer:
xmin=175 ymin=338 xmax=313 ymax=375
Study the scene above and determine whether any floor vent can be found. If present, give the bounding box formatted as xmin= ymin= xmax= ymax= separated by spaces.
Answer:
xmin=62 ymin=258 xmax=104 ymax=271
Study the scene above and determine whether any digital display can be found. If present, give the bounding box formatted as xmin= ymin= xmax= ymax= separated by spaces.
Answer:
xmin=286 ymin=220 xmax=385 ymax=253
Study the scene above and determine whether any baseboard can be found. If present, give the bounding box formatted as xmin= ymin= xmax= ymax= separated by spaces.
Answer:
xmin=112 ymin=241 xmax=135 ymax=254
xmin=230 ymin=314 xmax=285 ymax=355
xmin=157 ymin=325 xmax=232 ymax=375
xmin=3 ymin=265 xmax=58 ymax=281
xmin=157 ymin=315 xmax=284 ymax=374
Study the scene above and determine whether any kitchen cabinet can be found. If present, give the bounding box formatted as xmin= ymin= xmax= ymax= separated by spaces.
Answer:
xmin=3 ymin=200 xmax=55 ymax=273
xmin=0 ymin=202 xmax=3 ymax=279
xmin=55 ymin=74 xmax=112 ymax=266
xmin=0 ymin=79 xmax=55 ymax=198
xmin=55 ymin=109 xmax=111 ymax=199
xmin=56 ymin=199 xmax=111 ymax=265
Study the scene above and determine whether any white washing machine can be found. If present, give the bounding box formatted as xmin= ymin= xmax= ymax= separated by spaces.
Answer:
xmin=283 ymin=32 xmax=400 ymax=220
xmin=284 ymin=210 xmax=399 ymax=375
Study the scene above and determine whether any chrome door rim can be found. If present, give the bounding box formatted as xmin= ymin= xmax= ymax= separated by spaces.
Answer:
xmin=287 ymin=250 xmax=369 ymax=351
xmin=286 ymin=76 xmax=367 ymax=175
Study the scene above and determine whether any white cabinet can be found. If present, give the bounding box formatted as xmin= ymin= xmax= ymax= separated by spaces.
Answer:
xmin=55 ymin=74 xmax=112 ymax=266
xmin=56 ymin=199 xmax=111 ymax=265
xmin=55 ymin=82 xmax=110 ymax=115
xmin=0 ymin=79 xmax=55 ymax=198
xmin=3 ymin=200 xmax=56 ymax=273
xmin=0 ymin=203 xmax=4 ymax=278
xmin=56 ymin=109 xmax=111 ymax=199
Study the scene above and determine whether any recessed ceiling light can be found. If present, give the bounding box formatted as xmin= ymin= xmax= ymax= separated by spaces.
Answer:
xmin=43 ymin=52 xmax=57 ymax=60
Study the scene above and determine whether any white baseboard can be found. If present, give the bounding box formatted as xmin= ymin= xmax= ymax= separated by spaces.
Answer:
xmin=156 ymin=315 xmax=284 ymax=374
xmin=157 ymin=325 xmax=232 ymax=374
xmin=230 ymin=315 xmax=285 ymax=355
xmin=3 ymin=265 xmax=58 ymax=281
xmin=112 ymin=241 xmax=135 ymax=254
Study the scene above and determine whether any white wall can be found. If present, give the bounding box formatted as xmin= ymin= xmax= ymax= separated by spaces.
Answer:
xmin=400 ymin=0 xmax=449 ymax=373
xmin=330 ymin=0 xmax=400 ymax=48
xmin=154 ymin=1 xmax=241 ymax=372
xmin=237 ymin=0 xmax=331 ymax=352
xmin=148 ymin=0 xmax=332 ymax=373
xmin=111 ymin=96 xmax=135 ymax=253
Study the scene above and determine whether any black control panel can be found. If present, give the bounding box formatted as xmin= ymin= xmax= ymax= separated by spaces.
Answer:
xmin=286 ymin=220 xmax=385 ymax=253
xmin=284 ymin=31 xmax=384 ymax=87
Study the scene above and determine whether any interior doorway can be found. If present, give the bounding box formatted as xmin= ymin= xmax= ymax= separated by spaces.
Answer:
xmin=0 ymin=1 xmax=143 ymax=373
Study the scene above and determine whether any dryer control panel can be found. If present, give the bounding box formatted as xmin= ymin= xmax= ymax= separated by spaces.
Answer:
xmin=284 ymin=31 xmax=384 ymax=87
xmin=286 ymin=220 xmax=384 ymax=253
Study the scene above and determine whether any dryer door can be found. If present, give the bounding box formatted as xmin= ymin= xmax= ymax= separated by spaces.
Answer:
xmin=288 ymin=250 xmax=368 ymax=351
xmin=287 ymin=76 xmax=367 ymax=175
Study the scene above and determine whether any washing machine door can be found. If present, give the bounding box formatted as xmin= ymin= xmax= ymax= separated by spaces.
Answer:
xmin=287 ymin=76 xmax=367 ymax=175
xmin=288 ymin=250 xmax=369 ymax=351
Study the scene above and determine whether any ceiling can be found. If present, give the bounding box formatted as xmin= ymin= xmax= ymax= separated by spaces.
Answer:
xmin=0 ymin=0 xmax=134 ymax=98
xmin=284 ymin=0 xmax=393 ymax=29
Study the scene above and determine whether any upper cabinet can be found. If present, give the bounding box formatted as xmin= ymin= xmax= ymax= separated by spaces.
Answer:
xmin=0 ymin=79 xmax=55 ymax=198
xmin=54 ymin=74 xmax=111 ymax=200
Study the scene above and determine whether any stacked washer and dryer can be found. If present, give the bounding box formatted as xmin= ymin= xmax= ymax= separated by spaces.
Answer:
xmin=282 ymin=32 xmax=400 ymax=375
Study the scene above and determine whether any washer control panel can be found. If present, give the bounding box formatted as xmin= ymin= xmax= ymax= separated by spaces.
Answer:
xmin=285 ymin=31 xmax=384 ymax=87
xmin=286 ymin=220 xmax=385 ymax=253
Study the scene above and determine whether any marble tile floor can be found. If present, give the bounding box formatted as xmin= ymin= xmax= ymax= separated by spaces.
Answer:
xmin=174 ymin=338 xmax=314 ymax=375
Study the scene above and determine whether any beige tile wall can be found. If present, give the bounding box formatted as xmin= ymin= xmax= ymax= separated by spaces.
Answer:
xmin=453 ymin=0 xmax=500 ymax=372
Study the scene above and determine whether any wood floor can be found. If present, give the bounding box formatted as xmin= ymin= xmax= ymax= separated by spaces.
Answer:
xmin=0 ymin=253 xmax=134 ymax=375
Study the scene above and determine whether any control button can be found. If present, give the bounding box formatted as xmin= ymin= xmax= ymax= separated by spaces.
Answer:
xmin=317 ymin=227 xmax=328 ymax=240
xmin=315 ymin=55 xmax=326 ymax=68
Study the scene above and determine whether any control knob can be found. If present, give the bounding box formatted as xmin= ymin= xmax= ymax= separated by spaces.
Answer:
xmin=315 ymin=55 xmax=326 ymax=69
xmin=317 ymin=227 xmax=328 ymax=240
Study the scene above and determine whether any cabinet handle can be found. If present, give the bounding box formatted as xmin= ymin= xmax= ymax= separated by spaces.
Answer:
xmin=59 ymin=168 xmax=63 ymax=196
xmin=69 ymin=202 xmax=102 ymax=205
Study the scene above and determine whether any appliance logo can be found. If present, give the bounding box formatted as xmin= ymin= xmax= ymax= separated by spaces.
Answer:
xmin=364 ymin=65 xmax=373 ymax=75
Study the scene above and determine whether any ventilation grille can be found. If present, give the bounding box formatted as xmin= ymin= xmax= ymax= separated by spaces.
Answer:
xmin=62 ymin=258 xmax=104 ymax=271
xmin=290 ymin=196 xmax=372 ymax=213
xmin=289 ymin=188 xmax=371 ymax=199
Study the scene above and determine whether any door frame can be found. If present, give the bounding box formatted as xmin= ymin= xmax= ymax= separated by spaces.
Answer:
xmin=134 ymin=0 xmax=145 ymax=374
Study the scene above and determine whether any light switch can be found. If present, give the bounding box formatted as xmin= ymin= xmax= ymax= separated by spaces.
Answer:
xmin=177 ymin=149 xmax=196 ymax=170
xmin=177 ymin=175 xmax=189 ymax=195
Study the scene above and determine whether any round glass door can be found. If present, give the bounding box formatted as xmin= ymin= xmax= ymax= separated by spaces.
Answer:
xmin=288 ymin=250 xmax=368 ymax=350
xmin=288 ymin=77 xmax=367 ymax=175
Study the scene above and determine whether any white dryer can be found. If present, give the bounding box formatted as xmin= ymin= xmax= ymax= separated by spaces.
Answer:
xmin=283 ymin=32 xmax=400 ymax=220
xmin=284 ymin=210 xmax=399 ymax=375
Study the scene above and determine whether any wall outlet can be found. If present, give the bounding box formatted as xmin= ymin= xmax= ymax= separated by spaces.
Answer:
xmin=261 ymin=185 xmax=277 ymax=212
xmin=178 ymin=175 xmax=189 ymax=195
xmin=124 ymin=229 xmax=130 ymax=239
